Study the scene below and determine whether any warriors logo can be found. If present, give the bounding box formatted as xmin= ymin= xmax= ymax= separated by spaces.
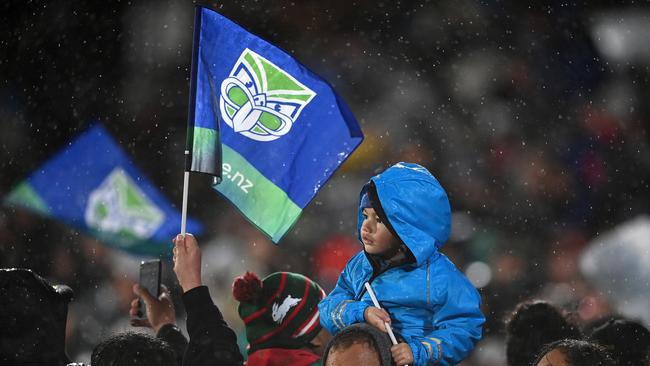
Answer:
xmin=219 ymin=49 xmax=316 ymax=142
xmin=85 ymin=168 xmax=164 ymax=242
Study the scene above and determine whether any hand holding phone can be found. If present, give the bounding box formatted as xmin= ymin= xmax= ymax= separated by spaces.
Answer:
xmin=130 ymin=260 xmax=176 ymax=332
xmin=137 ymin=259 xmax=161 ymax=319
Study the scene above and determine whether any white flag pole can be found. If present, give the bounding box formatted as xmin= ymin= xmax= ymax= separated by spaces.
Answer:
xmin=364 ymin=282 xmax=409 ymax=366
xmin=180 ymin=150 xmax=190 ymax=237
xmin=364 ymin=282 xmax=403 ymax=349
xmin=181 ymin=7 xmax=202 ymax=239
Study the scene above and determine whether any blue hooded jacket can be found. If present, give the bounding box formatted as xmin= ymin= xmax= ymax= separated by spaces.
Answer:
xmin=318 ymin=163 xmax=484 ymax=365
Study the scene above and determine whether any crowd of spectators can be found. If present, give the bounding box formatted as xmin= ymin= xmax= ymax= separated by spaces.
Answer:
xmin=2 ymin=0 xmax=649 ymax=364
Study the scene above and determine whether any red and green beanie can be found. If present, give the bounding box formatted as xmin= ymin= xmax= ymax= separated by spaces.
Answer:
xmin=232 ymin=271 xmax=326 ymax=353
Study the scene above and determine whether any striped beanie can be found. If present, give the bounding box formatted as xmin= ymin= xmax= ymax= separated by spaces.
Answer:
xmin=232 ymin=271 xmax=326 ymax=353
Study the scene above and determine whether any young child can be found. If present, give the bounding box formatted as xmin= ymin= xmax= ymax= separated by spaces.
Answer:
xmin=318 ymin=162 xmax=485 ymax=366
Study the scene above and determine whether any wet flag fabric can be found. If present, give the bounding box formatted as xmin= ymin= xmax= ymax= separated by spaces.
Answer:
xmin=192 ymin=6 xmax=364 ymax=242
xmin=186 ymin=6 xmax=222 ymax=179
xmin=4 ymin=124 xmax=203 ymax=256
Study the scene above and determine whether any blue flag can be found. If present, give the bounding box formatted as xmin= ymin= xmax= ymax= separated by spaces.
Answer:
xmin=187 ymin=5 xmax=222 ymax=179
xmin=192 ymin=6 xmax=364 ymax=242
xmin=4 ymin=124 xmax=203 ymax=256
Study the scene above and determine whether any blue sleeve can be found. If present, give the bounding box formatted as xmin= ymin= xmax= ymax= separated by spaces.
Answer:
xmin=408 ymin=275 xmax=485 ymax=366
xmin=318 ymin=253 xmax=370 ymax=335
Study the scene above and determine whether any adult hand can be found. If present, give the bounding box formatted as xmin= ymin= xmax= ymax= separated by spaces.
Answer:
xmin=172 ymin=233 xmax=202 ymax=293
xmin=391 ymin=343 xmax=414 ymax=366
xmin=129 ymin=284 xmax=176 ymax=333
xmin=364 ymin=306 xmax=391 ymax=332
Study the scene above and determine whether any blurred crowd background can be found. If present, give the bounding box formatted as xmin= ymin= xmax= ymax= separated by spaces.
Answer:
xmin=1 ymin=0 xmax=649 ymax=364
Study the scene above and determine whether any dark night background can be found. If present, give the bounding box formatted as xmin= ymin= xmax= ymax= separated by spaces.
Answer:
xmin=2 ymin=1 xmax=649 ymax=363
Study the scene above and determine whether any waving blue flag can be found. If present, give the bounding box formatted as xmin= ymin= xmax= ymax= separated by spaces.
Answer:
xmin=4 ymin=124 xmax=203 ymax=256
xmin=191 ymin=6 xmax=364 ymax=242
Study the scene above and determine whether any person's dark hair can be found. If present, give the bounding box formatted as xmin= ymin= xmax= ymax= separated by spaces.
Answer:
xmin=323 ymin=323 xmax=395 ymax=366
xmin=91 ymin=332 xmax=177 ymax=366
xmin=532 ymin=339 xmax=615 ymax=366
xmin=505 ymin=300 xmax=582 ymax=366
xmin=590 ymin=318 xmax=650 ymax=366
xmin=0 ymin=268 xmax=74 ymax=366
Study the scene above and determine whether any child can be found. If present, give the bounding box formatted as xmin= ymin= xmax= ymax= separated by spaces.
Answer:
xmin=318 ymin=162 xmax=484 ymax=366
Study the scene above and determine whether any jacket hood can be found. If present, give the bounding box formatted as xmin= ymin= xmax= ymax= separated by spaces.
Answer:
xmin=358 ymin=162 xmax=451 ymax=266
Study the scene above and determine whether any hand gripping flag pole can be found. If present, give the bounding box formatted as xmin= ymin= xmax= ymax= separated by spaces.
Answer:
xmin=364 ymin=282 xmax=409 ymax=366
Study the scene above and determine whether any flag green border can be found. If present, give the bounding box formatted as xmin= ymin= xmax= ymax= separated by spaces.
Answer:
xmin=214 ymin=144 xmax=302 ymax=242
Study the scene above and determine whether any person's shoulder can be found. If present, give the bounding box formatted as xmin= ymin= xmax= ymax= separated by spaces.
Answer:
xmin=429 ymin=254 xmax=476 ymax=289
xmin=428 ymin=252 xmax=457 ymax=273
xmin=340 ymin=250 xmax=371 ymax=282
xmin=345 ymin=250 xmax=368 ymax=267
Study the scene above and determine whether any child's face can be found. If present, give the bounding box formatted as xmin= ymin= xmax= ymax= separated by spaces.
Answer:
xmin=361 ymin=207 xmax=397 ymax=255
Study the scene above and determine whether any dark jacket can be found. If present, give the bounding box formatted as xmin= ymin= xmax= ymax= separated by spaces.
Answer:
xmin=157 ymin=324 xmax=189 ymax=366
xmin=161 ymin=285 xmax=321 ymax=366
xmin=158 ymin=286 xmax=244 ymax=366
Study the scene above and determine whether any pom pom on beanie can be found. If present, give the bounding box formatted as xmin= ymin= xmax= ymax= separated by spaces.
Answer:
xmin=232 ymin=271 xmax=263 ymax=303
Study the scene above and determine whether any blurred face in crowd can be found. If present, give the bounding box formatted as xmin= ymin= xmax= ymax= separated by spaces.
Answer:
xmin=361 ymin=208 xmax=397 ymax=255
xmin=307 ymin=328 xmax=333 ymax=356
xmin=536 ymin=349 xmax=570 ymax=366
xmin=325 ymin=341 xmax=381 ymax=366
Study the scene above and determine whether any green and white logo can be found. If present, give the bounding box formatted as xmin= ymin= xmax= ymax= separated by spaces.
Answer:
xmin=84 ymin=168 xmax=164 ymax=242
xmin=220 ymin=48 xmax=316 ymax=142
